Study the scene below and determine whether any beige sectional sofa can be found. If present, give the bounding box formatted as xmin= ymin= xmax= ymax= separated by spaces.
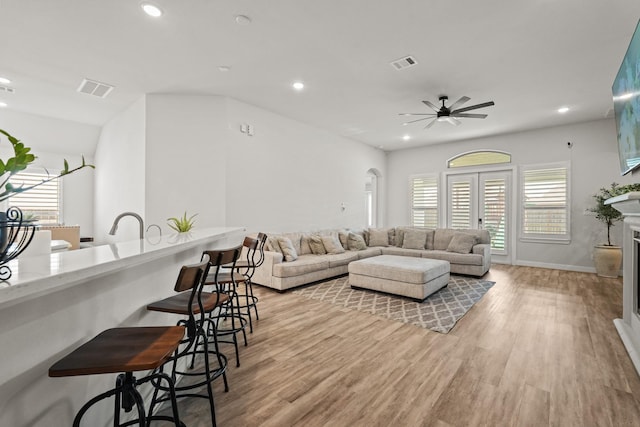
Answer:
xmin=252 ymin=227 xmax=491 ymax=291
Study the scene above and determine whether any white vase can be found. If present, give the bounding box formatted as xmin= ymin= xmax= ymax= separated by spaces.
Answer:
xmin=593 ymin=245 xmax=623 ymax=278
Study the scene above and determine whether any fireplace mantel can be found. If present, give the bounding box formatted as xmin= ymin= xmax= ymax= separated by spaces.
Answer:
xmin=605 ymin=191 xmax=640 ymax=216
xmin=608 ymin=193 xmax=640 ymax=377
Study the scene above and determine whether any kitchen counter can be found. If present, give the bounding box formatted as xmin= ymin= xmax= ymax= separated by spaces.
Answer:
xmin=0 ymin=226 xmax=246 ymax=427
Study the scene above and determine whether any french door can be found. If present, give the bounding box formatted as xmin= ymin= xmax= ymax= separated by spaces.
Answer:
xmin=446 ymin=171 xmax=511 ymax=261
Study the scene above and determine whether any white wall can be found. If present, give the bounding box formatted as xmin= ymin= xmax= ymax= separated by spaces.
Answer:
xmin=144 ymin=94 xmax=228 ymax=234
xmin=225 ymin=98 xmax=387 ymax=233
xmin=0 ymin=109 xmax=98 ymax=235
xmin=387 ymin=119 xmax=636 ymax=272
xmin=94 ymin=97 xmax=146 ymax=243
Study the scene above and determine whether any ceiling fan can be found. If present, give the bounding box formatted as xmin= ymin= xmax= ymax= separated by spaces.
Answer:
xmin=400 ymin=95 xmax=495 ymax=129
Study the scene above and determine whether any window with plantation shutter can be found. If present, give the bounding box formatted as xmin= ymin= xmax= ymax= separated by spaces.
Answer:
xmin=521 ymin=164 xmax=569 ymax=241
xmin=449 ymin=180 xmax=472 ymax=229
xmin=8 ymin=170 xmax=61 ymax=224
xmin=410 ymin=175 xmax=438 ymax=228
xmin=483 ymin=178 xmax=506 ymax=251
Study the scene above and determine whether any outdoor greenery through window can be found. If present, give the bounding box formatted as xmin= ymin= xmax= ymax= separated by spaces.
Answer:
xmin=411 ymin=175 xmax=438 ymax=228
xmin=8 ymin=170 xmax=61 ymax=224
xmin=521 ymin=164 xmax=569 ymax=241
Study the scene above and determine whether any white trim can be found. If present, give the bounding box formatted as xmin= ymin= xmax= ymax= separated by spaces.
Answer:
xmin=514 ymin=259 xmax=598 ymax=273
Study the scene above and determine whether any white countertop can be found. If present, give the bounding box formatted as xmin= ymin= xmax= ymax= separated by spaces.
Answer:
xmin=0 ymin=226 xmax=245 ymax=309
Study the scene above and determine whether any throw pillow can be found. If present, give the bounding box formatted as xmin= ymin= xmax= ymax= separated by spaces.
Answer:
xmin=446 ymin=232 xmax=477 ymax=254
xmin=402 ymin=229 xmax=428 ymax=250
xmin=308 ymin=235 xmax=327 ymax=255
xmin=425 ymin=229 xmax=435 ymax=250
xmin=267 ymin=235 xmax=282 ymax=254
xmin=277 ymin=236 xmax=298 ymax=261
xmin=368 ymin=228 xmax=389 ymax=247
xmin=322 ymin=234 xmax=345 ymax=254
xmin=338 ymin=230 xmax=350 ymax=250
xmin=347 ymin=232 xmax=367 ymax=250
xmin=300 ymin=233 xmax=313 ymax=255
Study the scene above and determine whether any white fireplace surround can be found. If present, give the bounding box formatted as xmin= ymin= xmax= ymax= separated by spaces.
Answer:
xmin=606 ymin=191 xmax=640 ymax=376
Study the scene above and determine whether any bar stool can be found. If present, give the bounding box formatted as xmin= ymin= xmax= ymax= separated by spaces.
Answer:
xmin=49 ymin=326 xmax=185 ymax=427
xmin=225 ymin=233 xmax=267 ymax=333
xmin=201 ymin=244 xmax=247 ymax=367
xmin=146 ymin=257 xmax=233 ymax=427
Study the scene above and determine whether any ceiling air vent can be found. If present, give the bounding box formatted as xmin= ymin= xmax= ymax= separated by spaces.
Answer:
xmin=0 ymin=86 xmax=15 ymax=94
xmin=77 ymin=78 xmax=114 ymax=98
xmin=390 ymin=55 xmax=418 ymax=70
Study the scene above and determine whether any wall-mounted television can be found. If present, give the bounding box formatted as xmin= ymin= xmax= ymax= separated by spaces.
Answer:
xmin=613 ymin=18 xmax=640 ymax=175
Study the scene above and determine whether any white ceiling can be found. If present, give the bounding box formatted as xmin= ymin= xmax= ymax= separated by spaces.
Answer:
xmin=1 ymin=0 xmax=639 ymax=152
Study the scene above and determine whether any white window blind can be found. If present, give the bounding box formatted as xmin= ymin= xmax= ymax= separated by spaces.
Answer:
xmin=450 ymin=181 xmax=472 ymax=229
xmin=483 ymin=178 xmax=506 ymax=250
xmin=8 ymin=171 xmax=61 ymax=224
xmin=411 ymin=175 xmax=438 ymax=228
xmin=521 ymin=165 xmax=569 ymax=240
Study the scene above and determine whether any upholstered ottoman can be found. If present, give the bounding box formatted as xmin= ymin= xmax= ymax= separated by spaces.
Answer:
xmin=348 ymin=255 xmax=450 ymax=302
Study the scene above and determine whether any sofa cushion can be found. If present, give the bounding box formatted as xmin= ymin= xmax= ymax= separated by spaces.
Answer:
xmin=433 ymin=229 xmax=457 ymax=251
xmin=356 ymin=247 xmax=383 ymax=259
xmin=277 ymin=236 xmax=298 ymax=261
xmin=446 ymin=232 xmax=477 ymax=254
xmin=368 ymin=228 xmax=390 ymax=247
xmin=402 ymin=229 xmax=427 ymax=250
xmin=422 ymin=250 xmax=483 ymax=266
xmin=300 ymin=233 xmax=313 ymax=255
xmin=322 ymin=234 xmax=345 ymax=254
xmin=382 ymin=247 xmax=424 ymax=258
xmin=281 ymin=232 xmax=303 ymax=255
xmin=348 ymin=232 xmax=367 ymax=250
xmin=267 ymin=235 xmax=283 ymax=254
xmin=273 ymin=255 xmax=330 ymax=277
xmin=308 ymin=235 xmax=327 ymax=255
xmin=338 ymin=230 xmax=350 ymax=250
xmin=327 ymin=251 xmax=359 ymax=268
xmin=396 ymin=227 xmax=435 ymax=249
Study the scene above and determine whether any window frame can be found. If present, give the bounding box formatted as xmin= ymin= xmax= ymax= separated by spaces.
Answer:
xmin=519 ymin=162 xmax=570 ymax=244
xmin=409 ymin=173 xmax=439 ymax=228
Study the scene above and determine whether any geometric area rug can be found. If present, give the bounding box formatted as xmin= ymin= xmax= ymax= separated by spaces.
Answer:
xmin=292 ymin=275 xmax=495 ymax=334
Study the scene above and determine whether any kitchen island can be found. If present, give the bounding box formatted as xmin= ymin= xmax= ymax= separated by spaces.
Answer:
xmin=0 ymin=226 xmax=245 ymax=427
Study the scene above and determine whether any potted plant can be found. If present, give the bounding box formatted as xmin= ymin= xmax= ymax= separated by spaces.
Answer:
xmin=167 ymin=211 xmax=197 ymax=233
xmin=590 ymin=182 xmax=640 ymax=277
xmin=0 ymin=129 xmax=94 ymax=261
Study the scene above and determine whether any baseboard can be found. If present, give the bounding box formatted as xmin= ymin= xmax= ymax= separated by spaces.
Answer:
xmin=513 ymin=260 xmax=598 ymax=274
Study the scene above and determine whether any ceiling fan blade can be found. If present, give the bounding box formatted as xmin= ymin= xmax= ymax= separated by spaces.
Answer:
xmin=422 ymin=100 xmax=440 ymax=112
xmin=398 ymin=113 xmax=433 ymax=116
xmin=447 ymin=96 xmax=470 ymax=111
xmin=403 ymin=117 xmax=432 ymax=125
xmin=451 ymin=113 xmax=488 ymax=119
xmin=444 ymin=117 xmax=461 ymax=126
xmin=451 ymin=101 xmax=495 ymax=114
xmin=424 ymin=118 xmax=437 ymax=129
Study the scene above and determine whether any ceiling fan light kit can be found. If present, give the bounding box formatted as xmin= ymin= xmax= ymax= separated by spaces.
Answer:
xmin=400 ymin=95 xmax=495 ymax=129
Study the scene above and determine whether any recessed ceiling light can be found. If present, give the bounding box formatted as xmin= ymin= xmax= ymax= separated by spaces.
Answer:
xmin=235 ymin=15 xmax=252 ymax=25
xmin=558 ymin=106 xmax=570 ymax=114
xmin=0 ymin=77 xmax=11 ymax=85
xmin=402 ymin=135 xmax=410 ymax=141
xmin=292 ymin=81 xmax=305 ymax=91
xmin=0 ymin=102 xmax=7 ymax=108
xmin=218 ymin=66 xmax=231 ymax=72
xmin=141 ymin=2 xmax=163 ymax=17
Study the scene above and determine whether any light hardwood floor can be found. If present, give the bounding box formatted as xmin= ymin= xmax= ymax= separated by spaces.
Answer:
xmin=171 ymin=265 xmax=640 ymax=426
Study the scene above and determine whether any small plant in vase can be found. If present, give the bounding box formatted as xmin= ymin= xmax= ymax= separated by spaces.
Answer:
xmin=167 ymin=212 xmax=197 ymax=233
xmin=0 ymin=129 xmax=94 ymax=279
xmin=590 ymin=182 xmax=640 ymax=277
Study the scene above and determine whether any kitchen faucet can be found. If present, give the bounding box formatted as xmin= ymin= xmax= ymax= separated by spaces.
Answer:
xmin=109 ymin=212 xmax=144 ymax=239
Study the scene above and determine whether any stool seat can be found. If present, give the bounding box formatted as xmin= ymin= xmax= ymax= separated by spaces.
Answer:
xmin=148 ymin=291 xmax=230 ymax=315
xmin=49 ymin=326 xmax=185 ymax=377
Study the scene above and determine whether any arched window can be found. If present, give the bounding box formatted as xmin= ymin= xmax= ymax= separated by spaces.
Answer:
xmin=447 ymin=150 xmax=511 ymax=168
